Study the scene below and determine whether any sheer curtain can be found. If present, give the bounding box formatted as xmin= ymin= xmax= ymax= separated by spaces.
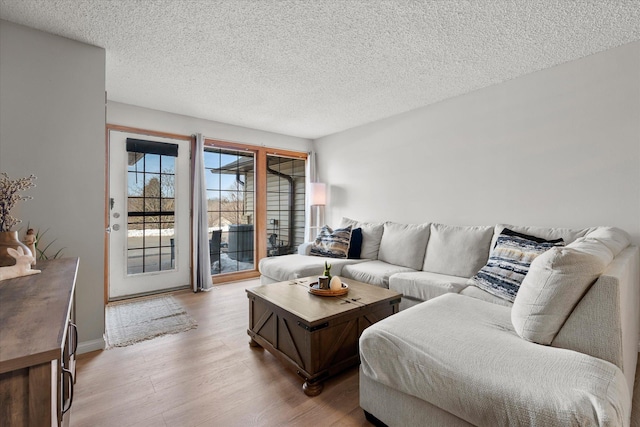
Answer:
xmin=191 ymin=133 xmax=213 ymax=291
xmin=306 ymin=151 xmax=318 ymax=241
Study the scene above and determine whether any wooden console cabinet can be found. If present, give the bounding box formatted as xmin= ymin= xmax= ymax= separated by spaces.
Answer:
xmin=0 ymin=258 xmax=79 ymax=427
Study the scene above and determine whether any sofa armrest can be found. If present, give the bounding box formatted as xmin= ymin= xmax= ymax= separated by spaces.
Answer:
xmin=552 ymin=245 xmax=640 ymax=396
xmin=298 ymin=242 xmax=313 ymax=255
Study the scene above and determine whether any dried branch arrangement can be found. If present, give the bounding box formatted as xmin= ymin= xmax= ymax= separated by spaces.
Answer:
xmin=0 ymin=173 xmax=37 ymax=232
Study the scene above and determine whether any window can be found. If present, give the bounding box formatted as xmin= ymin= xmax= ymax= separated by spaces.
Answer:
xmin=266 ymin=155 xmax=306 ymax=257
xmin=203 ymin=139 xmax=307 ymax=282
xmin=204 ymin=147 xmax=255 ymax=275
xmin=126 ymin=139 xmax=178 ymax=274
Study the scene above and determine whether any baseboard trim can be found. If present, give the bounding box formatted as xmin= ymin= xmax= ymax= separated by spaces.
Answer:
xmin=78 ymin=337 xmax=105 ymax=354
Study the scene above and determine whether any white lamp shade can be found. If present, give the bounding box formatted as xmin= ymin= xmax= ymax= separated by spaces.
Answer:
xmin=309 ymin=182 xmax=326 ymax=206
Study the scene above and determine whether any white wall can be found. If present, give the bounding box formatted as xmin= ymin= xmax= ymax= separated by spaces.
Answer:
xmin=315 ymin=41 xmax=640 ymax=245
xmin=107 ymin=101 xmax=312 ymax=152
xmin=0 ymin=20 xmax=106 ymax=351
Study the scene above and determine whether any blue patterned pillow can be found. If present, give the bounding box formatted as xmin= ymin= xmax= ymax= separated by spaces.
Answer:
xmin=310 ymin=225 xmax=352 ymax=258
xmin=470 ymin=228 xmax=564 ymax=302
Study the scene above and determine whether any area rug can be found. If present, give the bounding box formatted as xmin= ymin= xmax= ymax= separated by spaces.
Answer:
xmin=104 ymin=295 xmax=197 ymax=349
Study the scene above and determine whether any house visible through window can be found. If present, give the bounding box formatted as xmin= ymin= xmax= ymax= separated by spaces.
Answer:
xmin=266 ymin=155 xmax=306 ymax=257
xmin=203 ymin=141 xmax=307 ymax=279
xmin=204 ymin=148 xmax=255 ymax=275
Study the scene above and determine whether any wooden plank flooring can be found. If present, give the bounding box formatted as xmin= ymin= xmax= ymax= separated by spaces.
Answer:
xmin=70 ymin=279 xmax=368 ymax=427
xmin=72 ymin=278 xmax=640 ymax=427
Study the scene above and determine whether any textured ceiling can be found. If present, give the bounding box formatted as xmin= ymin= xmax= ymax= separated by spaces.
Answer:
xmin=1 ymin=1 xmax=639 ymax=139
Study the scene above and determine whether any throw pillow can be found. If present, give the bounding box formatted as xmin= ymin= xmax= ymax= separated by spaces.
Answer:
xmin=582 ymin=226 xmax=631 ymax=257
xmin=490 ymin=224 xmax=588 ymax=251
xmin=423 ymin=223 xmax=494 ymax=278
xmin=310 ymin=225 xmax=352 ymax=258
xmin=468 ymin=228 xmax=563 ymax=302
xmin=340 ymin=217 xmax=384 ymax=259
xmin=511 ymin=237 xmax=614 ymax=344
xmin=348 ymin=227 xmax=363 ymax=259
xmin=377 ymin=222 xmax=430 ymax=270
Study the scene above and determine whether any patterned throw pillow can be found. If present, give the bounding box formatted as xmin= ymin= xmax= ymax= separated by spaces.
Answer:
xmin=310 ymin=225 xmax=352 ymax=258
xmin=469 ymin=228 xmax=564 ymax=302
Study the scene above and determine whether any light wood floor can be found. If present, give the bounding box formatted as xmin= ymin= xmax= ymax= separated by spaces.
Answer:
xmin=72 ymin=278 xmax=640 ymax=427
xmin=70 ymin=279 xmax=368 ymax=427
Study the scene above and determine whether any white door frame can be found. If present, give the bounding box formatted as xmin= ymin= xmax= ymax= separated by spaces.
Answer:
xmin=106 ymin=126 xmax=192 ymax=300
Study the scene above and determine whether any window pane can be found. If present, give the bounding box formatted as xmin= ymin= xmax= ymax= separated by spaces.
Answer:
xmin=128 ymin=172 xmax=144 ymax=196
xmin=204 ymin=150 xmax=220 ymax=169
xmin=266 ymin=155 xmax=306 ymax=257
xmin=145 ymin=154 xmax=161 ymax=173
xmin=160 ymin=174 xmax=175 ymax=198
xmin=161 ymin=198 xmax=175 ymax=212
xmin=126 ymin=146 xmax=178 ymax=274
xmin=162 ymin=156 xmax=175 ymax=172
xmin=204 ymin=147 xmax=256 ymax=276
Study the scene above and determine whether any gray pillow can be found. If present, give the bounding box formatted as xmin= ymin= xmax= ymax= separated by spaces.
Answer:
xmin=423 ymin=224 xmax=493 ymax=278
xmin=378 ymin=222 xmax=430 ymax=270
xmin=340 ymin=217 xmax=384 ymax=259
xmin=511 ymin=237 xmax=614 ymax=345
xmin=582 ymin=227 xmax=630 ymax=256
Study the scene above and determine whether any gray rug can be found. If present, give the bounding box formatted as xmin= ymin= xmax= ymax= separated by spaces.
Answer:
xmin=105 ymin=295 xmax=197 ymax=349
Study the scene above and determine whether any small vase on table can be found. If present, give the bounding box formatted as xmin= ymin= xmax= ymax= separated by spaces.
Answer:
xmin=0 ymin=231 xmax=32 ymax=267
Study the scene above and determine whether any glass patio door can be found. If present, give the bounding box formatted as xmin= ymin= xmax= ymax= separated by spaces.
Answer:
xmin=108 ymin=130 xmax=190 ymax=299
xmin=266 ymin=155 xmax=306 ymax=257
xmin=204 ymin=147 xmax=256 ymax=276
xmin=201 ymin=139 xmax=308 ymax=282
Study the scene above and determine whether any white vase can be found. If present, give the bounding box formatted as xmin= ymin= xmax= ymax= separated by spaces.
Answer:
xmin=0 ymin=231 xmax=32 ymax=267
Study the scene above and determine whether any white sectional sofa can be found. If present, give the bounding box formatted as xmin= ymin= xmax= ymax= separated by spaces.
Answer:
xmin=258 ymin=218 xmax=640 ymax=426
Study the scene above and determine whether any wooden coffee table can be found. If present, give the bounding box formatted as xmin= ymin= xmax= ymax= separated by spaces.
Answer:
xmin=246 ymin=276 xmax=401 ymax=396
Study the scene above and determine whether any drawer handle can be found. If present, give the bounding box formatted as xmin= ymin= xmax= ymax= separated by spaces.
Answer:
xmin=69 ymin=322 xmax=78 ymax=357
xmin=61 ymin=367 xmax=74 ymax=414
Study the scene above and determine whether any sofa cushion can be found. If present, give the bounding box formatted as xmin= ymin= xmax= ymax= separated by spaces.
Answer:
xmin=469 ymin=228 xmax=564 ymax=302
xmin=422 ymin=224 xmax=493 ymax=277
xmin=342 ymin=260 xmax=415 ymax=288
xmin=389 ymin=271 xmax=468 ymax=303
xmin=340 ymin=217 xmax=384 ymax=259
xmin=377 ymin=222 xmax=430 ymax=270
xmin=360 ymin=293 xmax=630 ymax=427
xmin=459 ymin=285 xmax=513 ymax=308
xmin=348 ymin=227 xmax=363 ymax=259
xmin=258 ymin=254 xmax=366 ymax=282
xmin=512 ymin=237 xmax=614 ymax=345
xmin=490 ymin=224 xmax=589 ymax=250
xmin=309 ymin=225 xmax=352 ymax=258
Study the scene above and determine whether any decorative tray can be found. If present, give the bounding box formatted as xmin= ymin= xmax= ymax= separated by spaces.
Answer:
xmin=308 ymin=282 xmax=349 ymax=297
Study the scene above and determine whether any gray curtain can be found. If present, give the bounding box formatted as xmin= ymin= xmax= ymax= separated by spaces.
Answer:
xmin=192 ymin=133 xmax=213 ymax=291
